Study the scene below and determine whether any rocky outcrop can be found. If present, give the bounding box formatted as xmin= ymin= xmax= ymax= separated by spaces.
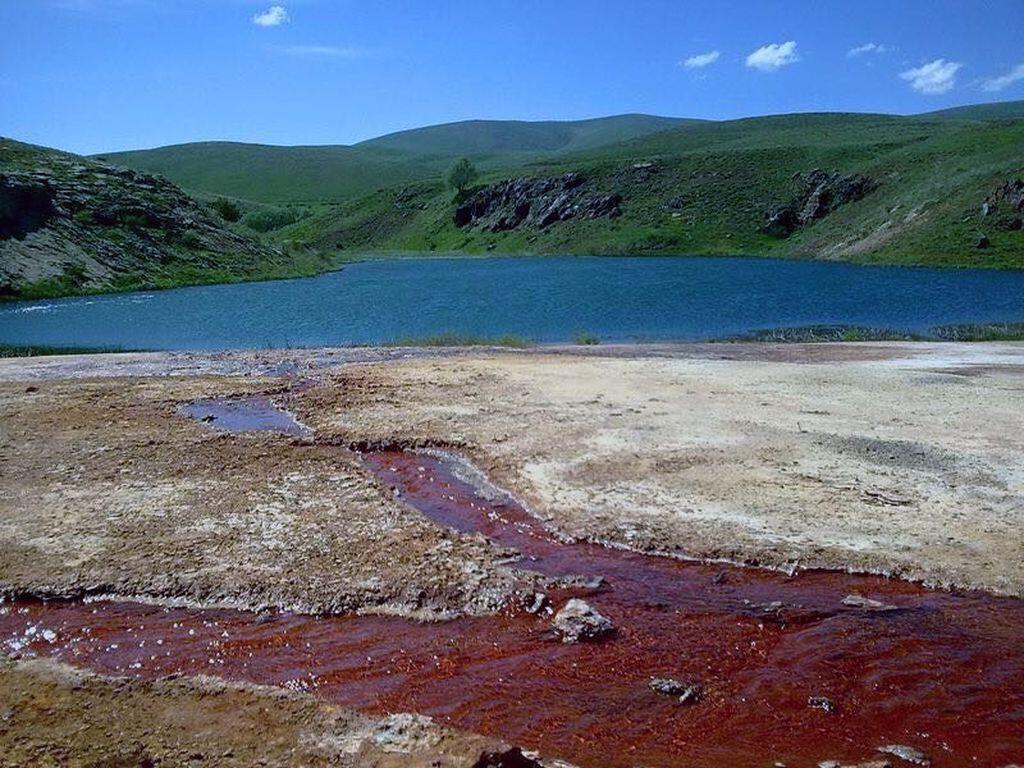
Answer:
xmin=981 ymin=179 xmax=1024 ymax=231
xmin=764 ymin=169 xmax=878 ymax=238
xmin=551 ymin=598 xmax=614 ymax=642
xmin=454 ymin=173 xmax=622 ymax=231
xmin=0 ymin=139 xmax=283 ymax=297
xmin=0 ymin=176 xmax=57 ymax=239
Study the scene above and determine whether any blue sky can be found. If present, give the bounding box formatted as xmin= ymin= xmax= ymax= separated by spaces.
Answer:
xmin=2 ymin=0 xmax=1022 ymax=154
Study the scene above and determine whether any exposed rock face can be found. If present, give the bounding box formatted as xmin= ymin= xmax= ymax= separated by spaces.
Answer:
xmin=551 ymin=598 xmax=614 ymax=643
xmin=454 ymin=173 xmax=622 ymax=231
xmin=764 ymin=169 xmax=878 ymax=238
xmin=0 ymin=139 xmax=282 ymax=296
xmin=0 ymin=176 xmax=57 ymax=239
xmin=981 ymin=179 xmax=1024 ymax=231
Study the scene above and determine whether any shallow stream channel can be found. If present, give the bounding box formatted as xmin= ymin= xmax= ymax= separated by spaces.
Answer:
xmin=2 ymin=396 xmax=1023 ymax=767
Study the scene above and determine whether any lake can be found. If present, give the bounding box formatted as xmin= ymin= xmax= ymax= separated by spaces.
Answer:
xmin=2 ymin=256 xmax=1023 ymax=350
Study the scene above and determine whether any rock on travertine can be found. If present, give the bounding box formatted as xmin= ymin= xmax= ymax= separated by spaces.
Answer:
xmin=807 ymin=695 xmax=836 ymax=712
xmin=551 ymin=598 xmax=614 ymax=643
xmin=649 ymin=677 xmax=703 ymax=704
xmin=372 ymin=712 xmax=440 ymax=753
xmin=454 ymin=173 xmax=622 ymax=232
xmin=877 ymin=744 xmax=930 ymax=765
xmin=764 ymin=169 xmax=878 ymax=238
xmin=842 ymin=594 xmax=899 ymax=611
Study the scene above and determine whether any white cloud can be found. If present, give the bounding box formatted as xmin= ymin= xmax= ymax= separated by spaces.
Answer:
xmin=848 ymin=42 xmax=890 ymax=58
xmin=981 ymin=63 xmax=1024 ymax=92
xmin=273 ymin=45 xmax=368 ymax=59
xmin=252 ymin=5 xmax=288 ymax=27
xmin=745 ymin=41 xmax=799 ymax=72
xmin=900 ymin=58 xmax=962 ymax=95
xmin=682 ymin=50 xmax=720 ymax=69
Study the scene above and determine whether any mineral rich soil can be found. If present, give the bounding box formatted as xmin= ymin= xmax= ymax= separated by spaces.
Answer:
xmin=295 ymin=342 xmax=1024 ymax=597
xmin=0 ymin=656 xmax=523 ymax=768
xmin=0 ymin=375 xmax=520 ymax=618
xmin=1 ymin=342 xmax=1023 ymax=767
xmin=3 ymin=446 xmax=1023 ymax=767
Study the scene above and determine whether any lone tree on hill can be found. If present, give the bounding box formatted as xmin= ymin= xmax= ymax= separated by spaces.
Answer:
xmin=447 ymin=157 xmax=478 ymax=197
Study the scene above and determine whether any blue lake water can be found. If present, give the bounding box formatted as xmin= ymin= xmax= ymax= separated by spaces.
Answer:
xmin=2 ymin=256 xmax=1023 ymax=350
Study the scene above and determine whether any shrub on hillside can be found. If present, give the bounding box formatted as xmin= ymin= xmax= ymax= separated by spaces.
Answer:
xmin=211 ymin=198 xmax=241 ymax=222
xmin=242 ymin=206 xmax=308 ymax=233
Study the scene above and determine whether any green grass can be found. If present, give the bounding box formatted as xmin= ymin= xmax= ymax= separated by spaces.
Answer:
xmin=0 ymin=343 xmax=138 ymax=357
xmin=386 ymin=332 xmax=534 ymax=348
xmin=922 ymin=99 xmax=1024 ymax=121
xmin=9 ymin=248 xmax=352 ymax=301
xmin=932 ymin=322 xmax=1024 ymax=341
xmin=572 ymin=330 xmax=601 ymax=345
xmin=717 ymin=323 xmax=1024 ymax=343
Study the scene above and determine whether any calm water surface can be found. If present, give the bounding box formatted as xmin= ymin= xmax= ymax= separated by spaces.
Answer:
xmin=2 ymin=256 xmax=1023 ymax=350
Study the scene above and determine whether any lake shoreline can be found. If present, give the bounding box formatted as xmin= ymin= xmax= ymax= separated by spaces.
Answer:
xmin=6 ymin=248 xmax=1024 ymax=305
xmin=4 ymin=319 xmax=1024 ymax=359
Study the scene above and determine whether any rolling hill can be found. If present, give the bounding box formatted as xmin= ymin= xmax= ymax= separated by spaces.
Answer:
xmin=357 ymin=114 xmax=698 ymax=155
xmin=284 ymin=110 xmax=1024 ymax=269
xmin=95 ymin=114 xmax=694 ymax=204
xmin=921 ymin=99 xmax=1024 ymax=121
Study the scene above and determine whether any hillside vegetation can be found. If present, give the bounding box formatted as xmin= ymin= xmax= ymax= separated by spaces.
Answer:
xmin=283 ymin=109 xmax=1024 ymax=269
xmin=0 ymin=139 xmax=332 ymax=298
xmin=97 ymin=115 xmax=693 ymax=203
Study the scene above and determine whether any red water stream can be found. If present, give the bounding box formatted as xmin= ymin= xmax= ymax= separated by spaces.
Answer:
xmin=2 ymin=401 xmax=1023 ymax=767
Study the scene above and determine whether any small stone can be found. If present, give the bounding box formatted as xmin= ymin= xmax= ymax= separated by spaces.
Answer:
xmin=976 ymin=234 xmax=991 ymax=249
xmin=842 ymin=594 xmax=898 ymax=611
xmin=551 ymin=598 xmax=613 ymax=643
xmin=878 ymin=744 xmax=929 ymax=765
xmin=523 ymin=592 xmax=548 ymax=614
xmin=471 ymin=747 xmax=544 ymax=768
xmin=808 ymin=696 xmax=835 ymax=712
xmin=649 ymin=677 xmax=703 ymax=705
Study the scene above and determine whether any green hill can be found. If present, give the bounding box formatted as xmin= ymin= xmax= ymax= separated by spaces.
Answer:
xmin=0 ymin=139 xmax=330 ymax=299
xmin=357 ymin=114 xmax=697 ymax=155
xmin=95 ymin=115 xmax=694 ymax=204
xmin=922 ymin=99 xmax=1024 ymax=121
xmin=286 ymin=110 xmax=1024 ymax=269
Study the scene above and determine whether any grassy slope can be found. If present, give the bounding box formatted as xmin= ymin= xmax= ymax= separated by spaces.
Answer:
xmin=0 ymin=139 xmax=340 ymax=299
xmin=96 ymin=115 xmax=694 ymax=204
xmin=287 ymin=111 xmax=1024 ymax=268
xmin=358 ymin=114 xmax=699 ymax=154
xmin=921 ymin=99 xmax=1024 ymax=120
